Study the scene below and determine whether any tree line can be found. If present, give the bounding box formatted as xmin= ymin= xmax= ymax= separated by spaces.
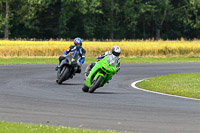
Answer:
xmin=0 ymin=0 xmax=200 ymax=40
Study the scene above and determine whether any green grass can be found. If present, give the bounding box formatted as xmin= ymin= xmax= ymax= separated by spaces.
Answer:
xmin=1 ymin=57 xmax=200 ymax=65
xmin=0 ymin=122 xmax=132 ymax=133
xmin=0 ymin=57 xmax=95 ymax=65
xmin=121 ymin=57 xmax=200 ymax=63
xmin=137 ymin=73 xmax=200 ymax=99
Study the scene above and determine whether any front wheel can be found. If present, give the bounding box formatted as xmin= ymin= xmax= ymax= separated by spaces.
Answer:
xmin=57 ymin=66 xmax=70 ymax=84
xmin=89 ymin=75 xmax=104 ymax=93
xmin=82 ymin=84 xmax=89 ymax=92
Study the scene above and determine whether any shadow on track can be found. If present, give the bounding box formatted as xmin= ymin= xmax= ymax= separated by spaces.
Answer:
xmin=92 ymin=91 xmax=128 ymax=95
xmin=58 ymin=83 xmax=83 ymax=86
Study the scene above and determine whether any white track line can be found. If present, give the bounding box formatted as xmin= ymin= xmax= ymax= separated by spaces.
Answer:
xmin=131 ymin=79 xmax=200 ymax=101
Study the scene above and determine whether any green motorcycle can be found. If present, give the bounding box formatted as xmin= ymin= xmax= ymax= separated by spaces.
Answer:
xmin=82 ymin=54 xmax=118 ymax=93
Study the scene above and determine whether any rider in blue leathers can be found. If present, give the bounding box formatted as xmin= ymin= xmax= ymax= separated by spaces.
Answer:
xmin=55 ymin=37 xmax=86 ymax=73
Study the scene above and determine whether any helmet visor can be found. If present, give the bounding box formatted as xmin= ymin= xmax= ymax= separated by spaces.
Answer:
xmin=112 ymin=51 xmax=120 ymax=56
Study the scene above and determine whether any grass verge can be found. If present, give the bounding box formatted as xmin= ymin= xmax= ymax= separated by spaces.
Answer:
xmin=0 ymin=122 xmax=133 ymax=133
xmin=137 ymin=73 xmax=200 ymax=99
xmin=1 ymin=57 xmax=200 ymax=65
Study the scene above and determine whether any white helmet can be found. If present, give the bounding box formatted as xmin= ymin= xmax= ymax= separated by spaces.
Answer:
xmin=111 ymin=46 xmax=121 ymax=56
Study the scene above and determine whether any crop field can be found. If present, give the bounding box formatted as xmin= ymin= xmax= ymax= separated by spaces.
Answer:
xmin=1 ymin=40 xmax=200 ymax=58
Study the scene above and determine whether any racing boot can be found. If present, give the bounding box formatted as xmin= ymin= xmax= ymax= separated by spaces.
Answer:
xmin=55 ymin=66 xmax=59 ymax=71
xmin=84 ymin=64 xmax=91 ymax=77
xmin=55 ymin=65 xmax=61 ymax=71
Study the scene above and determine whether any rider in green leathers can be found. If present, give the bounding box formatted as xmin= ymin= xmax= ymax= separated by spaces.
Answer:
xmin=84 ymin=46 xmax=121 ymax=77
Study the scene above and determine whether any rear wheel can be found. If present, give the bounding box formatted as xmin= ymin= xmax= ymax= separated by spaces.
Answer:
xmin=57 ymin=66 xmax=70 ymax=84
xmin=89 ymin=75 xmax=104 ymax=93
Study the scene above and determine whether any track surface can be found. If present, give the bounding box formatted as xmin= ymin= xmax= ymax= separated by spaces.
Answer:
xmin=0 ymin=63 xmax=200 ymax=133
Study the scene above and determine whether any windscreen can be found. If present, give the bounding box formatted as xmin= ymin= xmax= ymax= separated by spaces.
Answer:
xmin=107 ymin=54 xmax=118 ymax=66
xmin=68 ymin=51 xmax=80 ymax=62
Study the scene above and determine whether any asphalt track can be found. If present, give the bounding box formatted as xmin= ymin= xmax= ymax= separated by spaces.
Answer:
xmin=0 ymin=63 xmax=200 ymax=133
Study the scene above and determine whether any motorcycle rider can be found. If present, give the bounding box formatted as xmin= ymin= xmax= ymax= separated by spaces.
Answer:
xmin=55 ymin=37 xmax=86 ymax=73
xmin=84 ymin=46 xmax=121 ymax=77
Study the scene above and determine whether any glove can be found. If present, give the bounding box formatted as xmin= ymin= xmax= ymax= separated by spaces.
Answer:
xmin=96 ymin=55 xmax=104 ymax=60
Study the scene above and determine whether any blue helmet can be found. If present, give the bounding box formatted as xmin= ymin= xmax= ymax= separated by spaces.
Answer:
xmin=74 ymin=38 xmax=82 ymax=47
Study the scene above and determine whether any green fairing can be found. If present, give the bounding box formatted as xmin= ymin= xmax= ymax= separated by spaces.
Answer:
xmin=84 ymin=56 xmax=117 ymax=88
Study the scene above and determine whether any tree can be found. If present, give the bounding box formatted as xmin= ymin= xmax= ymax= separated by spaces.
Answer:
xmin=182 ymin=0 xmax=200 ymax=29
xmin=148 ymin=0 xmax=172 ymax=40
xmin=0 ymin=0 xmax=5 ymax=38
xmin=124 ymin=0 xmax=152 ymax=39
xmin=165 ymin=0 xmax=200 ymax=39
xmin=99 ymin=0 xmax=122 ymax=39
xmin=16 ymin=0 xmax=52 ymax=38
xmin=4 ymin=0 xmax=9 ymax=39
xmin=0 ymin=0 xmax=10 ymax=39
xmin=1 ymin=0 xmax=200 ymax=40
xmin=81 ymin=0 xmax=103 ymax=39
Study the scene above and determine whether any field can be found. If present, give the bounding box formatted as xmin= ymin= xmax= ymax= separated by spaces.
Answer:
xmin=1 ymin=40 xmax=200 ymax=58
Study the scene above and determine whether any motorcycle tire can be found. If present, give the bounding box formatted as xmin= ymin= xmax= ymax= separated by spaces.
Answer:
xmin=89 ymin=75 xmax=104 ymax=93
xmin=82 ymin=84 xmax=89 ymax=92
xmin=57 ymin=66 xmax=70 ymax=84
